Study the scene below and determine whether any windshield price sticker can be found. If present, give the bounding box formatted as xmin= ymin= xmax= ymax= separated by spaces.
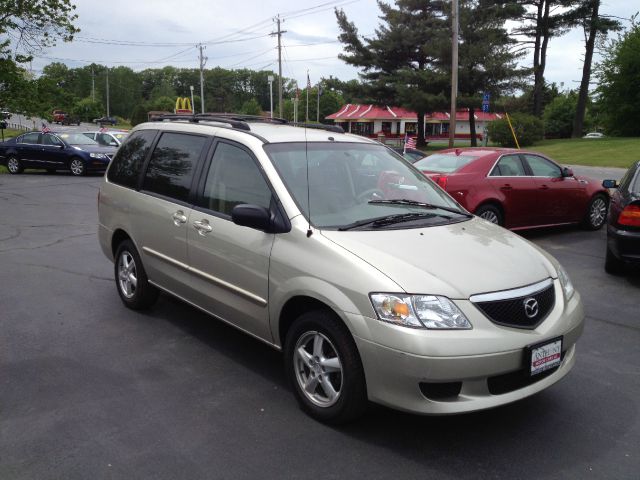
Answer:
xmin=529 ymin=338 xmax=562 ymax=376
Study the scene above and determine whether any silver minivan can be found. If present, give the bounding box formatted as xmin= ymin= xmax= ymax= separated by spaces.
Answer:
xmin=98 ymin=115 xmax=584 ymax=423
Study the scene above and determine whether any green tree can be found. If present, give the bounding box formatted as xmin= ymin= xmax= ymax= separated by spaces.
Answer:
xmin=543 ymin=92 xmax=579 ymax=138
xmin=239 ymin=98 xmax=262 ymax=115
xmin=596 ymin=21 xmax=640 ymax=136
xmin=336 ymin=1 xmax=450 ymax=146
xmin=71 ymin=97 xmax=102 ymax=122
xmin=488 ymin=113 xmax=544 ymax=146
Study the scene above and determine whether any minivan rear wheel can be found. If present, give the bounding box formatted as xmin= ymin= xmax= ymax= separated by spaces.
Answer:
xmin=284 ymin=310 xmax=367 ymax=424
xmin=114 ymin=240 xmax=159 ymax=310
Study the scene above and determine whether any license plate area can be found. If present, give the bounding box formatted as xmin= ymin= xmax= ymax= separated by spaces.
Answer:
xmin=526 ymin=336 xmax=563 ymax=377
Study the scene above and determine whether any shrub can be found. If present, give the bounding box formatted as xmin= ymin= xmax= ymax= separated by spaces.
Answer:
xmin=488 ymin=113 xmax=544 ymax=147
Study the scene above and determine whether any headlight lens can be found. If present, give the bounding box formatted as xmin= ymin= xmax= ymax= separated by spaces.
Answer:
xmin=90 ymin=153 xmax=107 ymax=159
xmin=557 ymin=264 xmax=575 ymax=300
xmin=370 ymin=293 xmax=471 ymax=329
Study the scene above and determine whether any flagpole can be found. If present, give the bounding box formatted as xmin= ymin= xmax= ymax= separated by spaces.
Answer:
xmin=306 ymin=70 xmax=310 ymax=122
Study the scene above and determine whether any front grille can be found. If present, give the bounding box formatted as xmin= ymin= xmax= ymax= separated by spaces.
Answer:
xmin=473 ymin=283 xmax=555 ymax=329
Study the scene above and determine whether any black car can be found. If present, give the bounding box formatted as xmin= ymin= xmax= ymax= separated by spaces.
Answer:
xmin=93 ymin=116 xmax=117 ymax=126
xmin=0 ymin=131 xmax=117 ymax=176
xmin=603 ymin=160 xmax=640 ymax=274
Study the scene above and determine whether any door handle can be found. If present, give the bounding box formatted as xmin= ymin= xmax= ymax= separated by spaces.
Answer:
xmin=499 ymin=184 xmax=512 ymax=191
xmin=539 ymin=184 xmax=549 ymax=190
xmin=193 ymin=219 xmax=212 ymax=235
xmin=172 ymin=210 xmax=187 ymax=226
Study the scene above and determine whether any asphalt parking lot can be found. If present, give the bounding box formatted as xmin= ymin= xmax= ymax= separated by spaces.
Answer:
xmin=1 ymin=171 xmax=638 ymax=480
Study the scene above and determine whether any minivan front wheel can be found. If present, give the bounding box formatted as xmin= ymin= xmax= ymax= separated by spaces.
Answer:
xmin=285 ymin=310 xmax=367 ymax=424
xmin=114 ymin=240 xmax=158 ymax=310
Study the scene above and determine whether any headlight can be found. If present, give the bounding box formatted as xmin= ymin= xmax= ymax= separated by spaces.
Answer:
xmin=556 ymin=264 xmax=575 ymax=300
xmin=370 ymin=293 xmax=471 ymax=329
xmin=90 ymin=153 xmax=107 ymax=159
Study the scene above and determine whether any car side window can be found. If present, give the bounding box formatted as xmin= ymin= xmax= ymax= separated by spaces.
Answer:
xmin=490 ymin=155 xmax=526 ymax=177
xmin=142 ymin=132 xmax=207 ymax=202
xmin=524 ymin=155 xmax=562 ymax=178
xmin=19 ymin=133 xmax=41 ymax=144
xmin=200 ymin=141 xmax=272 ymax=216
xmin=107 ymin=130 xmax=157 ymax=189
xmin=42 ymin=134 xmax=63 ymax=146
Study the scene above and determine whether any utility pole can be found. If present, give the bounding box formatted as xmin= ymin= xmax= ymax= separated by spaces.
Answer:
xmin=91 ymin=66 xmax=95 ymax=102
xmin=190 ymin=85 xmax=195 ymax=114
xmin=268 ymin=75 xmax=274 ymax=118
xmin=271 ymin=15 xmax=286 ymax=118
xmin=199 ymin=44 xmax=207 ymax=114
xmin=106 ymin=68 xmax=110 ymax=117
xmin=316 ymin=83 xmax=322 ymax=123
xmin=448 ymin=0 xmax=459 ymax=148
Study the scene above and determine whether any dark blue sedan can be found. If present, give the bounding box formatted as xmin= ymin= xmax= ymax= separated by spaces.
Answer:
xmin=0 ymin=131 xmax=117 ymax=176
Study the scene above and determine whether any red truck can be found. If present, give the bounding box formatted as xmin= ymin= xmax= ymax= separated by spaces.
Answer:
xmin=52 ymin=109 xmax=66 ymax=124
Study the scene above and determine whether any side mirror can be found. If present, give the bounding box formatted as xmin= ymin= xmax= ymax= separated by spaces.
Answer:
xmin=232 ymin=204 xmax=271 ymax=231
xmin=602 ymin=179 xmax=618 ymax=189
xmin=561 ymin=167 xmax=573 ymax=178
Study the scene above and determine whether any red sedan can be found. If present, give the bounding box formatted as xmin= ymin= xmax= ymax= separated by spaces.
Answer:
xmin=414 ymin=148 xmax=609 ymax=230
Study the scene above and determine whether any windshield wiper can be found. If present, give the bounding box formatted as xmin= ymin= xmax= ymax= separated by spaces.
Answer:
xmin=338 ymin=212 xmax=440 ymax=231
xmin=368 ymin=199 xmax=472 ymax=217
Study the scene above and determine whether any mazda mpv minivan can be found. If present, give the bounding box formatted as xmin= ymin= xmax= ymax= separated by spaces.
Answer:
xmin=98 ymin=115 xmax=584 ymax=423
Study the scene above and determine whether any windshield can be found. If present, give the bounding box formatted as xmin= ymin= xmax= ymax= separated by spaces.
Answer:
xmin=58 ymin=133 xmax=99 ymax=145
xmin=414 ymin=153 xmax=476 ymax=173
xmin=264 ymin=142 xmax=468 ymax=229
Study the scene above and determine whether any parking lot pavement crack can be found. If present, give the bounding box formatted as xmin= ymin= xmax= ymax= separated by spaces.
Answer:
xmin=0 ymin=232 xmax=95 ymax=253
xmin=586 ymin=314 xmax=640 ymax=333
xmin=21 ymin=263 xmax=112 ymax=282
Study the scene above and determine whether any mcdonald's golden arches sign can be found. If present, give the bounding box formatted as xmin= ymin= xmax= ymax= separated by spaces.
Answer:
xmin=175 ymin=97 xmax=193 ymax=114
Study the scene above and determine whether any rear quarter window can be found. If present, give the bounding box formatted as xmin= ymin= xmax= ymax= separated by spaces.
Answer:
xmin=107 ymin=130 xmax=157 ymax=188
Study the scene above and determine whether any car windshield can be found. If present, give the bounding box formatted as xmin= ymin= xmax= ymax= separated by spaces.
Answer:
xmin=58 ymin=133 xmax=99 ymax=145
xmin=414 ymin=153 xmax=477 ymax=173
xmin=264 ymin=142 xmax=468 ymax=229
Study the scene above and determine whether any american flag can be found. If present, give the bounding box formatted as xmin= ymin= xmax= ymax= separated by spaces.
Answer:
xmin=307 ymin=71 xmax=311 ymax=90
xmin=41 ymin=123 xmax=50 ymax=133
xmin=404 ymin=133 xmax=416 ymax=152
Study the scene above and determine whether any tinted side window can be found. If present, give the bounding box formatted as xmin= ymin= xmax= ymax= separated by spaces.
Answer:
xmin=42 ymin=134 xmax=63 ymax=146
xmin=142 ymin=132 xmax=207 ymax=202
xmin=524 ymin=155 xmax=562 ymax=178
xmin=107 ymin=130 xmax=156 ymax=188
xmin=490 ymin=155 xmax=526 ymax=176
xmin=19 ymin=133 xmax=41 ymax=144
xmin=200 ymin=142 xmax=272 ymax=215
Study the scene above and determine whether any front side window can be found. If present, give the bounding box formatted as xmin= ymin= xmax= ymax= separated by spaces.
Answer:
xmin=142 ymin=132 xmax=207 ymax=202
xmin=490 ymin=155 xmax=526 ymax=177
xmin=264 ymin=142 xmax=467 ymax=229
xmin=200 ymin=142 xmax=272 ymax=216
xmin=524 ymin=154 xmax=562 ymax=178
xmin=107 ymin=130 xmax=157 ymax=188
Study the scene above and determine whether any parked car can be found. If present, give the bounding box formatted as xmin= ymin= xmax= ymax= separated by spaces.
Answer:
xmin=52 ymin=109 xmax=66 ymax=124
xmin=98 ymin=115 xmax=584 ymax=423
xmin=0 ymin=131 xmax=117 ymax=175
xmin=414 ymin=148 xmax=609 ymax=230
xmin=61 ymin=115 xmax=81 ymax=126
xmin=583 ymin=132 xmax=605 ymax=139
xmin=83 ymin=130 xmax=129 ymax=147
xmin=93 ymin=116 xmax=117 ymax=126
xmin=603 ymin=161 xmax=640 ymax=274
xmin=389 ymin=146 xmax=426 ymax=163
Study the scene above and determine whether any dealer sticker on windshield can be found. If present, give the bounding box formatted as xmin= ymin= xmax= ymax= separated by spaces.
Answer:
xmin=528 ymin=337 xmax=562 ymax=376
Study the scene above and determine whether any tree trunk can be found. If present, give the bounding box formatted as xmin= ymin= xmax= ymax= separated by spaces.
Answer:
xmin=417 ymin=111 xmax=426 ymax=147
xmin=534 ymin=0 xmax=551 ymax=117
xmin=469 ymin=106 xmax=477 ymax=147
xmin=572 ymin=0 xmax=599 ymax=138
xmin=532 ymin=0 xmax=544 ymax=116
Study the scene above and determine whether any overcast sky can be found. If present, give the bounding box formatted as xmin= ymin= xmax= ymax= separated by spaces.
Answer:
xmin=26 ymin=0 xmax=638 ymax=96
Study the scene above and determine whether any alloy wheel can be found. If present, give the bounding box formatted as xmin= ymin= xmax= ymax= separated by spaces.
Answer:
xmin=589 ymin=198 xmax=607 ymax=228
xmin=70 ymin=159 xmax=85 ymax=176
xmin=117 ymin=251 xmax=138 ymax=299
xmin=479 ymin=210 xmax=499 ymax=224
xmin=7 ymin=157 xmax=20 ymax=174
xmin=293 ymin=331 xmax=343 ymax=408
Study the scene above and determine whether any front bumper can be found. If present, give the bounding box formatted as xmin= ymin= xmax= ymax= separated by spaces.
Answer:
xmin=348 ymin=284 xmax=584 ymax=415
xmin=607 ymin=224 xmax=640 ymax=264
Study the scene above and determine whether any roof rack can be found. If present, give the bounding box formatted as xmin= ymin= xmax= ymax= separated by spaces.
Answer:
xmin=149 ymin=113 xmax=345 ymax=134
xmin=291 ymin=122 xmax=345 ymax=134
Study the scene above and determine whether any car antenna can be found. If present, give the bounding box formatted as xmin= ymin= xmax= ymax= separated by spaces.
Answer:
xmin=304 ymin=125 xmax=313 ymax=237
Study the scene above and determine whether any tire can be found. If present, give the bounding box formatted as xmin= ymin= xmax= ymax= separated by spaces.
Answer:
xmin=582 ymin=194 xmax=608 ymax=230
xmin=475 ymin=204 xmax=503 ymax=226
xmin=69 ymin=157 xmax=86 ymax=176
xmin=6 ymin=156 xmax=23 ymax=174
xmin=114 ymin=240 xmax=159 ymax=310
xmin=605 ymin=245 xmax=625 ymax=275
xmin=284 ymin=310 xmax=367 ymax=424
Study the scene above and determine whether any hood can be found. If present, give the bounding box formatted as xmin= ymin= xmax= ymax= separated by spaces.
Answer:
xmin=321 ymin=217 xmax=557 ymax=299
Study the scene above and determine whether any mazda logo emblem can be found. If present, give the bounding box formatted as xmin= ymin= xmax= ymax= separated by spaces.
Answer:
xmin=523 ymin=298 xmax=539 ymax=318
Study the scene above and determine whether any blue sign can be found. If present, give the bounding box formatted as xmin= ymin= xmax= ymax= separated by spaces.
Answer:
xmin=482 ymin=104 xmax=489 ymax=113
xmin=483 ymin=92 xmax=490 ymax=102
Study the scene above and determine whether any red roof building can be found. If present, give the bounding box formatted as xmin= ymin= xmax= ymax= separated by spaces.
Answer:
xmin=326 ymin=104 xmax=503 ymax=140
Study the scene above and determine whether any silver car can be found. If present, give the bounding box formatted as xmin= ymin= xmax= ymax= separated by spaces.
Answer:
xmin=98 ymin=116 xmax=584 ymax=423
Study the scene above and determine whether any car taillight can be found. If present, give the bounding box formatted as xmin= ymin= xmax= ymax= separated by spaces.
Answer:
xmin=618 ymin=204 xmax=640 ymax=227
xmin=436 ymin=176 xmax=448 ymax=189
